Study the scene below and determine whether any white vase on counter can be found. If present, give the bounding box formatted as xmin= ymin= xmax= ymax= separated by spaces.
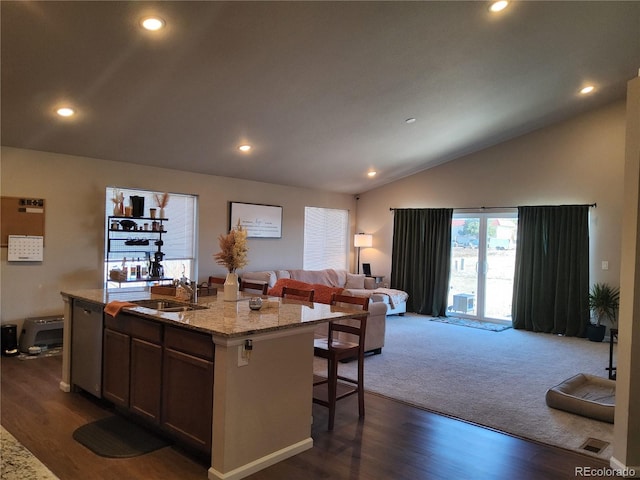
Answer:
xmin=224 ymin=272 xmax=239 ymax=301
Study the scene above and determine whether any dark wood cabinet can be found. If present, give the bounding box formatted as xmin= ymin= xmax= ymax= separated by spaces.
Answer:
xmin=102 ymin=327 xmax=130 ymax=406
xmin=130 ymin=338 xmax=162 ymax=423
xmin=103 ymin=313 xmax=163 ymax=422
xmin=102 ymin=313 xmax=214 ymax=453
xmin=162 ymin=348 xmax=214 ymax=451
xmin=162 ymin=326 xmax=214 ymax=453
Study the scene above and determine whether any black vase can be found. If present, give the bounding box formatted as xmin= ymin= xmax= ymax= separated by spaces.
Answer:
xmin=130 ymin=196 xmax=145 ymax=218
xmin=587 ymin=324 xmax=606 ymax=342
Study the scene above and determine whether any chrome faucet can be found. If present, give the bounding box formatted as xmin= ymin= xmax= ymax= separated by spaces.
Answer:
xmin=177 ymin=265 xmax=197 ymax=303
xmin=179 ymin=278 xmax=197 ymax=303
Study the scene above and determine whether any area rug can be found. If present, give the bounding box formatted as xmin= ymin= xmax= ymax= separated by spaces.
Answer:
xmin=1 ymin=425 xmax=59 ymax=480
xmin=315 ymin=313 xmax=614 ymax=459
xmin=429 ymin=316 xmax=512 ymax=332
xmin=73 ymin=416 xmax=170 ymax=458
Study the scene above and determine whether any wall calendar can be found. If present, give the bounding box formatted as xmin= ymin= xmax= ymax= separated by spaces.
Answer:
xmin=8 ymin=235 xmax=44 ymax=262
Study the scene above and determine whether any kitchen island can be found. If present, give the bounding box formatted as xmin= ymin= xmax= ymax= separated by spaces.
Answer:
xmin=60 ymin=287 xmax=366 ymax=480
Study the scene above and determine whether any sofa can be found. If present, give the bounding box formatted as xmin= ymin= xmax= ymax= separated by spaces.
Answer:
xmin=240 ymin=269 xmax=410 ymax=355
xmin=241 ymin=268 xmax=409 ymax=315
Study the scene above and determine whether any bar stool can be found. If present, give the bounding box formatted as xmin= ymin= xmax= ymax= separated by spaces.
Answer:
xmin=282 ymin=286 xmax=315 ymax=302
xmin=240 ymin=280 xmax=268 ymax=295
xmin=313 ymin=293 xmax=368 ymax=430
xmin=209 ymin=277 xmax=227 ymax=288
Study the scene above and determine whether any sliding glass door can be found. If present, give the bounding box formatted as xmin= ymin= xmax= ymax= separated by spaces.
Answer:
xmin=449 ymin=211 xmax=517 ymax=322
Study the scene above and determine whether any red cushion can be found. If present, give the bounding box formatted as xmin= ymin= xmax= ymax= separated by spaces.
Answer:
xmin=268 ymin=278 xmax=343 ymax=304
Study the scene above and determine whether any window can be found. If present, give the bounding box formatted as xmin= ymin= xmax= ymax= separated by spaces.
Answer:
xmin=105 ymin=187 xmax=197 ymax=288
xmin=449 ymin=211 xmax=517 ymax=321
xmin=303 ymin=207 xmax=348 ymax=270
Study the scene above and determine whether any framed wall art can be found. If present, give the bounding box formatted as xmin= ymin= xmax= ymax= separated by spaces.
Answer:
xmin=229 ymin=202 xmax=282 ymax=238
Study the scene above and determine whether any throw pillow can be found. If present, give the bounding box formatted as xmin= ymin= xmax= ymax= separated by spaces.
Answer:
xmin=345 ymin=273 xmax=366 ymax=289
xmin=276 ymin=270 xmax=291 ymax=280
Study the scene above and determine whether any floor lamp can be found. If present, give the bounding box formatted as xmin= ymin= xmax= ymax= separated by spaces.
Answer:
xmin=354 ymin=233 xmax=373 ymax=274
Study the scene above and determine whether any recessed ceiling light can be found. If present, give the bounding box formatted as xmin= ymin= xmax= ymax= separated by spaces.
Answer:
xmin=238 ymin=145 xmax=252 ymax=152
xmin=489 ymin=1 xmax=509 ymax=12
xmin=580 ymin=85 xmax=595 ymax=95
xmin=368 ymin=171 xmax=377 ymax=178
xmin=405 ymin=118 xmax=416 ymax=124
xmin=140 ymin=16 xmax=165 ymax=31
xmin=56 ymin=107 xmax=75 ymax=117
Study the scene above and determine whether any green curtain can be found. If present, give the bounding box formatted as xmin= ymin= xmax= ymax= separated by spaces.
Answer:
xmin=391 ymin=208 xmax=452 ymax=316
xmin=511 ymin=205 xmax=590 ymax=336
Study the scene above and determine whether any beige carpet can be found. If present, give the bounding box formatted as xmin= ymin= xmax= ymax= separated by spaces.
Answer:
xmin=315 ymin=313 xmax=614 ymax=459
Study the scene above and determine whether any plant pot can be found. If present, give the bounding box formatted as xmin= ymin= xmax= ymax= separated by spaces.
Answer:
xmin=587 ymin=324 xmax=606 ymax=342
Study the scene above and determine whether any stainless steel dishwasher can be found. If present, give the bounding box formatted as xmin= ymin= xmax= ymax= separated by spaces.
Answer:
xmin=71 ymin=299 xmax=103 ymax=398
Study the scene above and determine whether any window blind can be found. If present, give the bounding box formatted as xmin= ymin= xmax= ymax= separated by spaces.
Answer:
xmin=303 ymin=206 xmax=348 ymax=270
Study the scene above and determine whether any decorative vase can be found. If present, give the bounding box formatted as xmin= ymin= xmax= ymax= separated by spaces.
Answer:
xmin=224 ymin=272 xmax=239 ymax=301
xmin=113 ymin=203 xmax=121 ymax=216
xmin=159 ymin=207 xmax=165 ymax=219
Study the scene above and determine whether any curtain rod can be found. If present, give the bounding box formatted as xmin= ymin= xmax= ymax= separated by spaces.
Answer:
xmin=389 ymin=203 xmax=597 ymax=211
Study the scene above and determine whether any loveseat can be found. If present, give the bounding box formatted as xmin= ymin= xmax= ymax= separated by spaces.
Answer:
xmin=240 ymin=269 xmax=409 ymax=355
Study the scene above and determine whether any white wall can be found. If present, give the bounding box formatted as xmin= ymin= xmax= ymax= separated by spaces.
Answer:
xmin=0 ymin=147 xmax=355 ymax=329
xmin=356 ymin=100 xmax=626 ymax=290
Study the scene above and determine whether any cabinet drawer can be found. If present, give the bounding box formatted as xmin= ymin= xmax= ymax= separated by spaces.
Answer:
xmin=164 ymin=326 xmax=214 ymax=361
xmin=130 ymin=317 xmax=162 ymax=343
xmin=104 ymin=313 xmax=129 ymax=333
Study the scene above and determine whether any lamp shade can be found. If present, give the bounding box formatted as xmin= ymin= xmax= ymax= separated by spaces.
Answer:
xmin=354 ymin=233 xmax=373 ymax=248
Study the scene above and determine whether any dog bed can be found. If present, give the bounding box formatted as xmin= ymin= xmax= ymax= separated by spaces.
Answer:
xmin=545 ymin=373 xmax=615 ymax=423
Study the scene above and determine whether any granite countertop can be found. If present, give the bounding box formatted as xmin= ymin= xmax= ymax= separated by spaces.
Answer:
xmin=61 ymin=288 xmax=365 ymax=338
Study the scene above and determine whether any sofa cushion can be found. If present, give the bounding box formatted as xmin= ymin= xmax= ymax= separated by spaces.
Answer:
xmin=364 ymin=277 xmax=377 ymax=289
xmin=268 ymin=278 xmax=343 ymax=305
xmin=345 ymin=273 xmax=366 ymax=289
xmin=288 ymin=269 xmax=347 ymax=287
xmin=241 ymin=270 xmax=277 ymax=288
xmin=276 ymin=270 xmax=291 ymax=280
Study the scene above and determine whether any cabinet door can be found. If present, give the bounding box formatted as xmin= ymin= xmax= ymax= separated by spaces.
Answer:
xmin=130 ymin=338 xmax=162 ymax=423
xmin=162 ymin=348 xmax=214 ymax=452
xmin=102 ymin=328 xmax=130 ymax=406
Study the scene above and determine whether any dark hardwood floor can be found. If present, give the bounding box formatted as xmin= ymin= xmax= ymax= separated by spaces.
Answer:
xmin=1 ymin=355 xmax=615 ymax=480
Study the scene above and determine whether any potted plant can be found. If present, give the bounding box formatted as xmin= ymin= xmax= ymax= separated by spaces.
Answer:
xmin=587 ymin=282 xmax=620 ymax=342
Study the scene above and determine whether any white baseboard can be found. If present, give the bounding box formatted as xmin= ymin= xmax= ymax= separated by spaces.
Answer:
xmin=610 ymin=456 xmax=640 ymax=478
xmin=59 ymin=381 xmax=70 ymax=392
xmin=208 ymin=437 xmax=313 ymax=480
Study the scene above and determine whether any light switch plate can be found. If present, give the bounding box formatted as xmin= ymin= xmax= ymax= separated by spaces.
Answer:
xmin=238 ymin=345 xmax=249 ymax=367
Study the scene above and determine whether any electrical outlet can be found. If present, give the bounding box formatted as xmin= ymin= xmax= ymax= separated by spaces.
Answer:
xmin=237 ymin=345 xmax=249 ymax=367
xmin=602 ymin=261 xmax=609 ymax=271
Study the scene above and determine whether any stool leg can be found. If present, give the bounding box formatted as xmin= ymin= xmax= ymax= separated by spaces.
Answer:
xmin=328 ymin=356 xmax=338 ymax=430
xmin=357 ymin=351 xmax=365 ymax=418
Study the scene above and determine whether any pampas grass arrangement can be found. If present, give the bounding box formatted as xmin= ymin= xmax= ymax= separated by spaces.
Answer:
xmin=154 ymin=192 xmax=170 ymax=209
xmin=214 ymin=224 xmax=248 ymax=273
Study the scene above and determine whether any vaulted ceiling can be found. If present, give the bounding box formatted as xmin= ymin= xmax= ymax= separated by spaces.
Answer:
xmin=2 ymin=1 xmax=639 ymax=194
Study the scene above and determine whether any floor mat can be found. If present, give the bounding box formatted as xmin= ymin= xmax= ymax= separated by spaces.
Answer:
xmin=72 ymin=416 xmax=170 ymax=458
xmin=17 ymin=346 xmax=63 ymax=360
xmin=429 ymin=316 xmax=512 ymax=332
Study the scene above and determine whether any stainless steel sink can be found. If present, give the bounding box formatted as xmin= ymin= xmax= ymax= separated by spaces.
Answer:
xmin=158 ymin=305 xmax=206 ymax=312
xmin=132 ymin=299 xmax=207 ymax=312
